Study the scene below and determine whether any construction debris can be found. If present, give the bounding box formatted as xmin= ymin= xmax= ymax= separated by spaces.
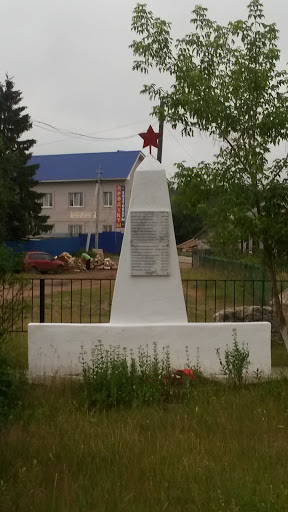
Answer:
xmin=104 ymin=257 xmax=117 ymax=270
xmin=57 ymin=252 xmax=118 ymax=272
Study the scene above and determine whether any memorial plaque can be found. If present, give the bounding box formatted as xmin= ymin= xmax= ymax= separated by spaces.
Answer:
xmin=130 ymin=211 xmax=169 ymax=276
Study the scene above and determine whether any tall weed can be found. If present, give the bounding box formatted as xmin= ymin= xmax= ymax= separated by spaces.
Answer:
xmin=0 ymin=247 xmax=28 ymax=420
xmin=0 ymin=331 xmax=26 ymax=420
xmin=216 ymin=328 xmax=250 ymax=386
xmin=80 ymin=341 xmax=196 ymax=409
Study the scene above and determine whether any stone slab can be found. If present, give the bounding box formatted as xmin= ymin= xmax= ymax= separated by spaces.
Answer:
xmin=28 ymin=322 xmax=271 ymax=378
xmin=131 ymin=211 xmax=169 ymax=276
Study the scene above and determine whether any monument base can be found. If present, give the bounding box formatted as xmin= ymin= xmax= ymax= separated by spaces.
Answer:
xmin=28 ymin=322 xmax=271 ymax=378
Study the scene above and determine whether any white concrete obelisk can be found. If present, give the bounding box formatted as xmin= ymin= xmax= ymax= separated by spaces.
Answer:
xmin=110 ymin=154 xmax=187 ymax=324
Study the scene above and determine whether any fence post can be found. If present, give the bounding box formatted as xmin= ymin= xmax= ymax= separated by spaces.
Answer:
xmin=40 ymin=279 xmax=45 ymax=323
xmin=262 ymin=271 xmax=266 ymax=308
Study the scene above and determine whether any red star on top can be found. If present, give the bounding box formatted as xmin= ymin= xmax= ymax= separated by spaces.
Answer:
xmin=139 ymin=125 xmax=160 ymax=155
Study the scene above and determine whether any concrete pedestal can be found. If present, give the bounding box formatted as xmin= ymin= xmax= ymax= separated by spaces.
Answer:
xmin=28 ymin=322 xmax=271 ymax=377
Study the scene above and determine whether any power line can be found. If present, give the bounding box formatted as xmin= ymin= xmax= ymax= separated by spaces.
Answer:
xmin=33 ymin=122 xmax=137 ymax=141
xmin=32 ymin=118 xmax=155 ymax=148
xmin=166 ymin=126 xmax=198 ymax=164
xmin=33 ymin=118 xmax=149 ymax=136
xmin=88 ymin=119 xmax=151 ymax=136
xmin=32 ymin=119 xmax=146 ymax=142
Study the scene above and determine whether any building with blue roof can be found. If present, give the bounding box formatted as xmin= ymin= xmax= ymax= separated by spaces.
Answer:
xmin=33 ymin=150 xmax=144 ymax=237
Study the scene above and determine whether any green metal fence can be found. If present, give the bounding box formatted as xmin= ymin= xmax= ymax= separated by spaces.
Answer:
xmin=200 ymin=255 xmax=268 ymax=280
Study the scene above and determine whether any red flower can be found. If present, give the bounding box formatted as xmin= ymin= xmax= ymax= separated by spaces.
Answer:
xmin=179 ymin=369 xmax=195 ymax=380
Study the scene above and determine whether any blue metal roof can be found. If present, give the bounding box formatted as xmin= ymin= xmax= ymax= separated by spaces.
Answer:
xmin=30 ymin=151 xmax=142 ymax=181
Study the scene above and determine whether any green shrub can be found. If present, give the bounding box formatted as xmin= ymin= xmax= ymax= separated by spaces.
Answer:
xmin=0 ymin=247 xmax=28 ymax=420
xmin=80 ymin=341 xmax=196 ymax=409
xmin=0 ymin=247 xmax=28 ymax=332
xmin=0 ymin=331 xmax=26 ymax=421
xmin=0 ymin=245 xmax=24 ymax=274
xmin=71 ymin=248 xmax=97 ymax=258
xmin=216 ymin=328 xmax=250 ymax=386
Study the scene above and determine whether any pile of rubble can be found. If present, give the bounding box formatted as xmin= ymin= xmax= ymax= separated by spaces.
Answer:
xmin=93 ymin=251 xmax=118 ymax=270
xmin=57 ymin=252 xmax=85 ymax=271
xmin=57 ymin=250 xmax=118 ymax=272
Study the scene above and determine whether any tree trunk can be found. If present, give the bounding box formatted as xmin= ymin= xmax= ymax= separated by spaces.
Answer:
xmin=268 ymin=265 xmax=288 ymax=350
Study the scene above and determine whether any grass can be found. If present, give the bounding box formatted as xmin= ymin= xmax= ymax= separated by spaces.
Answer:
xmin=4 ymin=330 xmax=288 ymax=380
xmin=8 ymin=267 xmax=281 ymax=329
xmin=4 ymin=263 xmax=288 ymax=370
xmin=2 ymin=306 xmax=288 ymax=510
xmin=1 ymin=378 xmax=288 ymax=511
xmin=4 ymin=333 xmax=27 ymax=370
xmin=10 ymin=279 xmax=114 ymax=331
xmin=2 ymin=269 xmax=288 ymax=509
xmin=271 ymin=342 xmax=288 ymax=367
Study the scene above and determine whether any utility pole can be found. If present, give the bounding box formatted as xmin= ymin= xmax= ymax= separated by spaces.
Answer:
xmin=157 ymin=99 xmax=164 ymax=163
xmin=85 ymin=165 xmax=102 ymax=252
xmin=95 ymin=165 xmax=102 ymax=250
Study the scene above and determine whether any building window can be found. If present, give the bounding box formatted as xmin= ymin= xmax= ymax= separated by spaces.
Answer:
xmin=103 ymin=225 xmax=112 ymax=232
xmin=103 ymin=191 xmax=112 ymax=207
xmin=68 ymin=225 xmax=82 ymax=236
xmin=41 ymin=193 xmax=53 ymax=208
xmin=69 ymin=192 xmax=83 ymax=207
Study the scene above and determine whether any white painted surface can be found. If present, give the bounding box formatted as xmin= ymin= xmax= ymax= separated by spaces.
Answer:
xmin=28 ymin=322 xmax=271 ymax=377
xmin=110 ymin=155 xmax=187 ymax=324
xmin=28 ymin=156 xmax=271 ymax=379
xmin=35 ymin=153 xmax=144 ymax=235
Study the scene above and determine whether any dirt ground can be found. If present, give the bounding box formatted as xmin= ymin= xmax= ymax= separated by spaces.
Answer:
xmin=13 ymin=262 xmax=189 ymax=299
xmin=28 ymin=268 xmax=117 ymax=280
xmin=23 ymin=258 xmax=190 ymax=281
xmin=1 ymin=269 xmax=117 ymax=301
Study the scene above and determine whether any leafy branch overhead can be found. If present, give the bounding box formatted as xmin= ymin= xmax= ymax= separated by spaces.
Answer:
xmin=131 ymin=1 xmax=288 ymax=346
xmin=131 ymin=1 xmax=288 ymax=142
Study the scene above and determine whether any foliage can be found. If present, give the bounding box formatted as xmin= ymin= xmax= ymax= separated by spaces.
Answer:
xmin=80 ymin=341 xmax=196 ymax=409
xmin=0 ymin=247 xmax=27 ymax=420
xmin=0 ymin=246 xmax=28 ymax=332
xmin=72 ymin=248 xmax=98 ymax=259
xmin=130 ymin=0 xmax=288 ymax=345
xmin=169 ymin=181 xmax=203 ymax=244
xmin=0 ymin=333 xmax=26 ymax=421
xmin=0 ymin=75 xmax=52 ymax=241
xmin=0 ymin=245 xmax=24 ymax=275
xmin=3 ymin=377 xmax=288 ymax=509
xmin=216 ymin=329 xmax=250 ymax=386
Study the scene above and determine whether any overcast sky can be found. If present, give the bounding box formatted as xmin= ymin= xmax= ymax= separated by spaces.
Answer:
xmin=1 ymin=0 xmax=287 ymax=177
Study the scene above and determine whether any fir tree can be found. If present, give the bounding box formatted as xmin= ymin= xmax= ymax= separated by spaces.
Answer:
xmin=0 ymin=76 xmax=51 ymax=240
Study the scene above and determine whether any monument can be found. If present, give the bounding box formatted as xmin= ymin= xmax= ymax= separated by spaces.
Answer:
xmin=110 ymin=154 xmax=187 ymax=325
xmin=28 ymin=127 xmax=271 ymax=377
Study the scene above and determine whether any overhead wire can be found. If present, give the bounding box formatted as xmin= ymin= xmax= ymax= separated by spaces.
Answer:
xmin=85 ymin=119 xmax=151 ymax=136
xmin=166 ymin=126 xmax=198 ymax=164
xmin=33 ymin=123 xmax=137 ymax=141
xmin=32 ymin=119 xmax=150 ymax=142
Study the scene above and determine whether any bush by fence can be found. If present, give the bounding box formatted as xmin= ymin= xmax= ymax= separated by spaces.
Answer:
xmin=199 ymin=255 xmax=268 ymax=281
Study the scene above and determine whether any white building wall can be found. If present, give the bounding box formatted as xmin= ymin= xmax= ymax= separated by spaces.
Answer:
xmin=35 ymin=154 xmax=143 ymax=236
xmin=36 ymin=179 xmax=130 ymax=235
